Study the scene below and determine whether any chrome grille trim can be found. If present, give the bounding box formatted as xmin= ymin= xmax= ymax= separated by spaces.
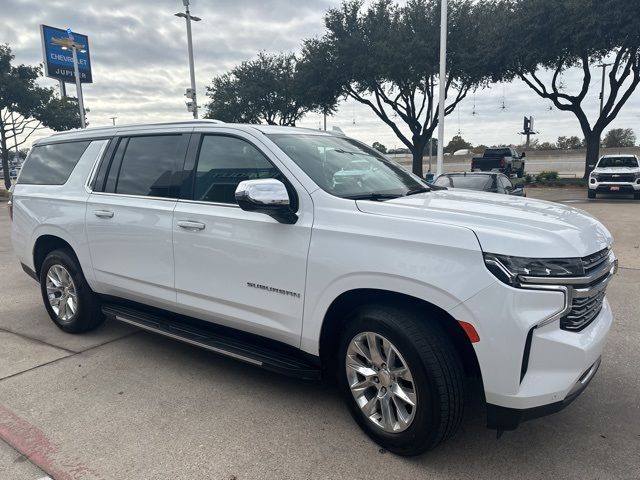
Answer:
xmin=559 ymin=251 xmax=614 ymax=332
xmin=520 ymin=249 xmax=616 ymax=331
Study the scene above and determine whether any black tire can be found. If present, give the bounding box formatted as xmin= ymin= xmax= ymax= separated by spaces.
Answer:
xmin=336 ymin=305 xmax=464 ymax=456
xmin=39 ymin=249 xmax=104 ymax=333
xmin=634 ymin=191 xmax=640 ymax=200
xmin=517 ymin=164 xmax=525 ymax=178
xmin=588 ymin=190 xmax=596 ymax=199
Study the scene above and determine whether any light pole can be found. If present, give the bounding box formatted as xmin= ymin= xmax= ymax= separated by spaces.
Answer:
xmin=436 ymin=0 xmax=447 ymax=176
xmin=53 ymin=30 xmax=87 ymax=128
xmin=110 ymin=116 xmax=117 ymax=126
xmin=175 ymin=0 xmax=201 ymax=119
xmin=598 ymin=63 xmax=612 ymax=114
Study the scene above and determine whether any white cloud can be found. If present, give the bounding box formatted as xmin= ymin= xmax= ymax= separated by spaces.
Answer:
xmin=2 ymin=0 xmax=639 ymax=149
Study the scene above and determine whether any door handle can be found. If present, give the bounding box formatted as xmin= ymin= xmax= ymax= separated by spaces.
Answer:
xmin=177 ymin=220 xmax=206 ymax=231
xmin=94 ymin=210 xmax=114 ymax=219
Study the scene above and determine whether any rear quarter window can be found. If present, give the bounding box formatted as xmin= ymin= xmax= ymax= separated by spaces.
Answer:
xmin=18 ymin=141 xmax=91 ymax=185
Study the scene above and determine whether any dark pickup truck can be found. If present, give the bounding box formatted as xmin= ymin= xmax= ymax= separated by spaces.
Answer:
xmin=471 ymin=147 xmax=526 ymax=177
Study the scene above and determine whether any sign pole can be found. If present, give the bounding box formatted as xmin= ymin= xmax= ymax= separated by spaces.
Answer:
xmin=71 ymin=45 xmax=85 ymax=129
xmin=59 ymin=80 xmax=66 ymax=98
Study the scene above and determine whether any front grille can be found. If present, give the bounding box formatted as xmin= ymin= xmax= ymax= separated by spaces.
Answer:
xmin=561 ymin=290 xmax=605 ymax=331
xmin=598 ymin=174 xmax=635 ymax=183
xmin=560 ymin=249 xmax=610 ymax=332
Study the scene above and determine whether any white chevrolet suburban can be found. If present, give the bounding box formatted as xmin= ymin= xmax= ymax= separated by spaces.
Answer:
xmin=588 ymin=154 xmax=640 ymax=199
xmin=10 ymin=121 xmax=616 ymax=456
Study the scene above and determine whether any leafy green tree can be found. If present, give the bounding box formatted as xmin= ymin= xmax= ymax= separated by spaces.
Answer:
xmin=372 ymin=141 xmax=387 ymax=153
xmin=0 ymin=44 xmax=80 ymax=188
xmin=205 ymin=52 xmax=338 ymax=126
xmin=537 ymin=141 xmax=557 ymax=150
xmin=444 ymin=135 xmax=473 ymax=154
xmin=489 ymin=0 xmax=640 ymax=177
xmin=309 ymin=0 xmax=496 ymax=176
xmin=556 ymin=136 xmax=584 ymax=150
xmin=473 ymin=144 xmax=488 ymax=154
xmin=602 ymin=128 xmax=636 ymax=148
xmin=297 ymin=39 xmax=343 ymax=129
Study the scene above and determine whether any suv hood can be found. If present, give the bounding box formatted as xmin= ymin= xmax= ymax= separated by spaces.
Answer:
xmin=356 ymin=190 xmax=612 ymax=258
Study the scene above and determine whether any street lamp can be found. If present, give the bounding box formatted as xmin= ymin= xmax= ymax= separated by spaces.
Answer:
xmin=436 ymin=0 xmax=447 ymax=176
xmin=175 ymin=0 xmax=201 ymax=119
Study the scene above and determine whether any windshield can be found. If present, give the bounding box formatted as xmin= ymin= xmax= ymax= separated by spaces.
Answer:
xmin=597 ymin=156 xmax=639 ymax=168
xmin=434 ymin=175 xmax=491 ymax=191
xmin=267 ymin=134 xmax=427 ymax=199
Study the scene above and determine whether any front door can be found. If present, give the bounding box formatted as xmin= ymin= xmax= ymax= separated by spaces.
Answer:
xmin=86 ymin=133 xmax=190 ymax=309
xmin=172 ymin=130 xmax=313 ymax=346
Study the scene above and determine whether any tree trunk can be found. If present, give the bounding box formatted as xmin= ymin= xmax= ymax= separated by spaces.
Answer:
xmin=583 ymin=132 xmax=601 ymax=179
xmin=411 ymin=148 xmax=425 ymax=178
xmin=0 ymin=130 xmax=11 ymax=190
xmin=411 ymin=137 xmax=428 ymax=178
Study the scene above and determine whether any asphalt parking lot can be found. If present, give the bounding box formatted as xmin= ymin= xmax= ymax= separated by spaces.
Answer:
xmin=1 ymin=188 xmax=638 ymax=480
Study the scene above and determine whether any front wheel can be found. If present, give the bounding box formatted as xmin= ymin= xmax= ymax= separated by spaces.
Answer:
xmin=634 ymin=191 xmax=640 ymax=200
xmin=40 ymin=249 xmax=104 ymax=333
xmin=588 ymin=190 xmax=596 ymax=199
xmin=337 ymin=305 xmax=464 ymax=456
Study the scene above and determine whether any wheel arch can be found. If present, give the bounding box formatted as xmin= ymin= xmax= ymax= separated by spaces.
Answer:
xmin=33 ymin=234 xmax=77 ymax=278
xmin=318 ymin=288 xmax=482 ymax=381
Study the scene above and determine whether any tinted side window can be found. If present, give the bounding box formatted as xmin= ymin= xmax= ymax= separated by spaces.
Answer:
xmin=498 ymin=176 xmax=512 ymax=192
xmin=194 ymin=135 xmax=280 ymax=204
xmin=114 ymin=135 xmax=187 ymax=198
xmin=18 ymin=141 xmax=90 ymax=185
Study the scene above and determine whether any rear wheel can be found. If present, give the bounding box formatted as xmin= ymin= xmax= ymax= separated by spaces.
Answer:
xmin=337 ymin=305 xmax=464 ymax=456
xmin=40 ymin=249 xmax=104 ymax=333
xmin=588 ymin=190 xmax=596 ymax=199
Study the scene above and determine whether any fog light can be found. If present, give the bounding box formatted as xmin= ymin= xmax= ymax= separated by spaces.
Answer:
xmin=590 ymin=178 xmax=596 ymax=184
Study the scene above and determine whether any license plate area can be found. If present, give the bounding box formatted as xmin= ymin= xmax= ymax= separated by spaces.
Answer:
xmin=610 ymin=186 xmax=620 ymax=191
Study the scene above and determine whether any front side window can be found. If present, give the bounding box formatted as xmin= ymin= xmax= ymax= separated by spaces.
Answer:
xmin=193 ymin=135 xmax=281 ymax=204
xmin=597 ymin=156 xmax=639 ymax=168
xmin=267 ymin=134 xmax=426 ymax=199
xmin=112 ymin=135 xmax=187 ymax=198
xmin=498 ymin=176 xmax=513 ymax=193
xmin=18 ymin=141 xmax=90 ymax=185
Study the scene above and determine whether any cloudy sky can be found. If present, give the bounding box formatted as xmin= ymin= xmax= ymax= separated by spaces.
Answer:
xmin=2 ymin=0 xmax=639 ymax=150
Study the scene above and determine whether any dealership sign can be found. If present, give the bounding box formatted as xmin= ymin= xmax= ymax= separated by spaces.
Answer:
xmin=40 ymin=25 xmax=93 ymax=83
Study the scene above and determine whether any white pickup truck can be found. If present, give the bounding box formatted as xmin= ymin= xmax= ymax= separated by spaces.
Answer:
xmin=10 ymin=121 xmax=616 ymax=456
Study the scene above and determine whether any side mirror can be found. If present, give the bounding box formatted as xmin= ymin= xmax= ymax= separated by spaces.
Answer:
xmin=235 ymin=179 xmax=297 ymax=224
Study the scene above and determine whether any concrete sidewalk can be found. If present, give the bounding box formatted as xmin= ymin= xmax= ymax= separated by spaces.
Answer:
xmin=0 ymin=191 xmax=639 ymax=479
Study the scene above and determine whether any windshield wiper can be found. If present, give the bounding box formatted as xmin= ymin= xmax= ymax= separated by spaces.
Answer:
xmin=344 ymin=193 xmax=402 ymax=201
xmin=333 ymin=149 xmax=369 ymax=156
xmin=405 ymin=186 xmax=431 ymax=196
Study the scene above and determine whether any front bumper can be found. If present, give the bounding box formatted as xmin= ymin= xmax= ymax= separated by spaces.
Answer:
xmin=487 ymin=357 xmax=601 ymax=430
xmin=448 ymin=277 xmax=613 ymax=428
xmin=589 ymin=180 xmax=640 ymax=193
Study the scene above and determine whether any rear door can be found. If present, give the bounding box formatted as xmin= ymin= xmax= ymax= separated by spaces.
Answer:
xmin=172 ymin=128 xmax=313 ymax=346
xmin=85 ymin=131 xmax=190 ymax=309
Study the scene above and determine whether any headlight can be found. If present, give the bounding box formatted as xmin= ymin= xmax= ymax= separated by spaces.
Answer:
xmin=484 ymin=253 xmax=583 ymax=287
xmin=590 ymin=172 xmax=599 ymax=180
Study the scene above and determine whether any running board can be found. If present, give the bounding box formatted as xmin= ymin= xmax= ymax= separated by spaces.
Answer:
xmin=102 ymin=305 xmax=320 ymax=380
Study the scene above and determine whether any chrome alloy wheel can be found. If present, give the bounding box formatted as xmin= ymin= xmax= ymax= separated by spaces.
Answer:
xmin=346 ymin=332 xmax=417 ymax=433
xmin=45 ymin=264 xmax=78 ymax=322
